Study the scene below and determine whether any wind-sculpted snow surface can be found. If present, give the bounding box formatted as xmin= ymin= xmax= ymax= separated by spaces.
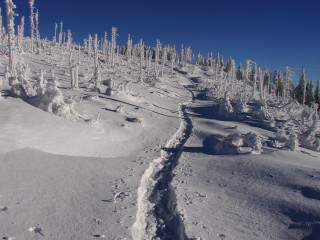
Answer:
xmin=132 ymin=103 xmax=193 ymax=240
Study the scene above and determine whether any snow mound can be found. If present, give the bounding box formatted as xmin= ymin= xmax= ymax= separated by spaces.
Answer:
xmin=203 ymin=132 xmax=262 ymax=155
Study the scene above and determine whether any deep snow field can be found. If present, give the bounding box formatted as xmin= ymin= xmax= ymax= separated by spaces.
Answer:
xmin=1 ymin=40 xmax=320 ymax=240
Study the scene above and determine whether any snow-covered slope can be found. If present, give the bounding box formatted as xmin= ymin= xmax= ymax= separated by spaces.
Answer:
xmin=174 ymin=101 xmax=320 ymax=240
xmin=1 ymin=39 xmax=320 ymax=240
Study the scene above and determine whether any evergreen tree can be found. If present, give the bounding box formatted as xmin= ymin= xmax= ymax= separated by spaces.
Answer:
xmin=263 ymin=66 xmax=271 ymax=93
xmin=283 ymin=66 xmax=295 ymax=101
xmin=294 ymin=67 xmax=306 ymax=105
xmin=314 ymin=80 xmax=320 ymax=109
xmin=305 ymin=80 xmax=314 ymax=107
xmin=236 ymin=63 xmax=244 ymax=80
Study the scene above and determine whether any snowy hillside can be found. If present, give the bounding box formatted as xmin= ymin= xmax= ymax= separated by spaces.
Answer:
xmin=1 ymin=1 xmax=320 ymax=239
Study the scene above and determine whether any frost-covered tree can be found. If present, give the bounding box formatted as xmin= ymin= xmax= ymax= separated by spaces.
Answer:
xmin=170 ymin=45 xmax=176 ymax=76
xmin=154 ymin=39 xmax=161 ymax=76
xmin=160 ymin=46 xmax=168 ymax=77
xmin=251 ymin=63 xmax=257 ymax=99
xmin=227 ymin=58 xmax=236 ymax=93
xmin=35 ymin=9 xmax=39 ymax=45
xmin=138 ymin=38 xmax=144 ymax=81
xmin=236 ymin=63 xmax=244 ymax=80
xmin=93 ymin=34 xmax=100 ymax=91
xmin=111 ymin=27 xmax=117 ymax=66
xmin=17 ymin=16 xmax=24 ymax=51
xmin=180 ymin=44 xmax=184 ymax=66
xmin=258 ymin=67 xmax=264 ymax=101
xmin=29 ymin=0 xmax=35 ymax=52
xmin=87 ymin=34 xmax=92 ymax=59
xmin=70 ymin=65 xmax=78 ymax=89
xmin=126 ymin=34 xmax=132 ymax=59
xmin=5 ymin=0 xmax=18 ymax=77
xmin=283 ymin=66 xmax=295 ymax=101
xmin=16 ymin=16 xmax=25 ymax=76
xmin=273 ymin=70 xmax=284 ymax=98
xmin=58 ymin=21 xmax=63 ymax=45
xmin=244 ymin=59 xmax=251 ymax=87
xmin=215 ymin=53 xmax=221 ymax=82
xmin=295 ymin=67 xmax=306 ymax=105
xmin=66 ymin=29 xmax=72 ymax=49
xmin=262 ymin=66 xmax=271 ymax=95
xmin=0 ymin=8 xmax=3 ymax=43
xmin=315 ymin=80 xmax=320 ymax=109
xmin=53 ymin=22 xmax=57 ymax=44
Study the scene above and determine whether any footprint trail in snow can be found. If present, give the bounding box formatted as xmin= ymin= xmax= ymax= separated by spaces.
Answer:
xmin=131 ymin=102 xmax=193 ymax=240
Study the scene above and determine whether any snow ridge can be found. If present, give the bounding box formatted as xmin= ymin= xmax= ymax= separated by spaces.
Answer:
xmin=131 ymin=103 xmax=193 ymax=240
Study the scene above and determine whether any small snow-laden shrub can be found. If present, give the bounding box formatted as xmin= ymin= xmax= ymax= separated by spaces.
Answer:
xmin=34 ymin=70 xmax=47 ymax=95
xmin=117 ymin=81 xmax=131 ymax=94
xmin=29 ymin=78 xmax=78 ymax=119
xmin=143 ymin=76 xmax=158 ymax=87
xmin=243 ymin=132 xmax=262 ymax=153
xmin=301 ymin=137 xmax=320 ymax=152
xmin=233 ymin=99 xmax=249 ymax=114
xmin=251 ymin=104 xmax=275 ymax=129
xmin=300 ymin=113 xmax=320 ymax=152
xmin=286 ymin=130 xmax=299 ymax=151
xmin=218 ymin=93 xmax=234 ymax=120
xmin=9 ymin=76 xmax=34 ymax=98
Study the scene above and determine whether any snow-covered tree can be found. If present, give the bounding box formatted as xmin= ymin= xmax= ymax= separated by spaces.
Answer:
xmin=154 ymin=39 xmax=161 ymax=77
xmin=58 ymin=21 xmax=63 ymax=45
xmin=315 ymin=80 xmax=320 ymax=109
xmin=244 ymin=59 xmax=251 ymax=86
xmin=35 ymin=8 xmax=39 ymax=45
xmin=111 ymin=27 xmax=117 ymax=66
xmin=236 ymin=63 xmax=244 ymax=80
xmin=29 ymin=0 xmax=35 ymax=52
xmin=126 ymin=34 xmax=132 ymax=60
xmin=5 ymin=0 xmax=18 ymax=77
xmin=93 ymin=34 xmax=100 ymax=91
xmin=170 ymin=45 xmax=176 ymax=75
xmin=263 ymin=66 xmax=271 ymax=94
xmin=295 ymin=67 xmax=306 ymax=105
xmin=258 ymin=67 xmax=264 ymax=102
xmin=138 ymin=38 xmax=144 ymax=81
xmin=66 ymin=29 xmax=72 ymax=49
xmin=53 ymin=22 xmax=57 ymax=44
xmin=0 ymin=8 xmax=3 ymax=43
xmin=283 ymin=66 xmax=295 ymax=101
xmin=180 ymin=44 xmax=184 ymax=66
xmin=88 ymin=34 xmax=92 ymax=59
xmin=251 ymin=63 xmax=257 ymax=99
xmin=17 ymin=16 xmax=24 ymax=51
xmin=305 ymin=80 xmax=314 ymax=107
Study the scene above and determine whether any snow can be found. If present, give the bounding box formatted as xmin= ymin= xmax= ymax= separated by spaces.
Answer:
xmin=0 ymin=34 xmax=319 ymax=240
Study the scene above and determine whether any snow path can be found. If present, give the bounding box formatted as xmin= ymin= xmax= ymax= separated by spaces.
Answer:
xmin=131 ymin=103 xmax=193 ymax=240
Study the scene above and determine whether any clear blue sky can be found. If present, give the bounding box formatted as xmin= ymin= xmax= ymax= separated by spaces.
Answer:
xmin=1 ymin=0 xmax=319 ymax=84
